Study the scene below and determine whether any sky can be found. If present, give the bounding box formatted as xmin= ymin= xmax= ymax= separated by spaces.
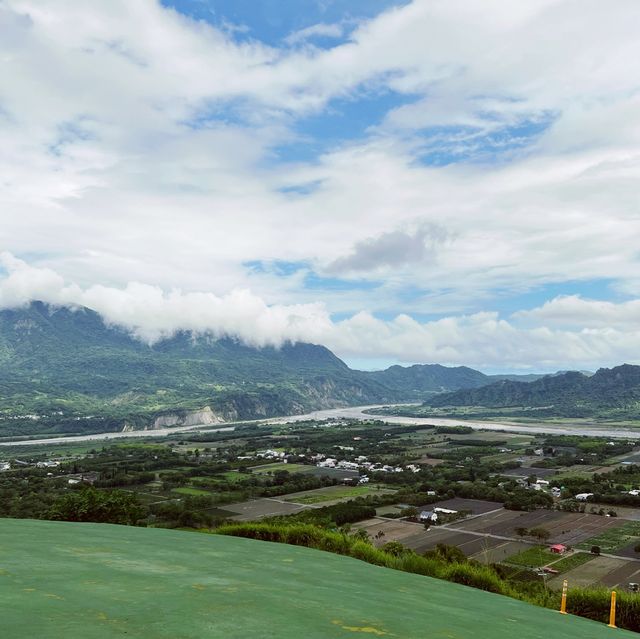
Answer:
xmin=1 ymin=0 xmax=640 ymax=373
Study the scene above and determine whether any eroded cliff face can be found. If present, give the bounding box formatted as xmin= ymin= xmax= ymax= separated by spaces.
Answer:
xmin=150 ymin=406 xmax=225 ymax=429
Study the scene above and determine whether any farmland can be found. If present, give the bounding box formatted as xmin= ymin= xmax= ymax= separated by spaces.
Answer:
xmin=576 ymin=521 xmax=640 ymax=553
xmin=284 ymin=484 xmax=395 ymax=505
xmin=506 ymin=547 xmax=559 ymax=567
xmin=4 ymin=414 xmax=640 ymax=600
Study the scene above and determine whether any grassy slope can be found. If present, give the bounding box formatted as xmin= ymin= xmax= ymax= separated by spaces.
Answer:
xmin=0 ymin=519 xmax=633 ymax=639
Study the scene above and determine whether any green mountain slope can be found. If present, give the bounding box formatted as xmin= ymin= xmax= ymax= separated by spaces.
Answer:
xmin=0 ymin=302 xmax=497 ymax=435
xmin=363 ymin=363 xmax=490 ymax=396
xmin=0 ymin=518 xmax=629 ymax=639
xmin=429 ymin=364 xmax=640 ymax=418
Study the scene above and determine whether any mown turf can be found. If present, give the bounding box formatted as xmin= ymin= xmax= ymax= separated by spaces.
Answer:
xmin=0 ymin=519 xmax=634 ymax=639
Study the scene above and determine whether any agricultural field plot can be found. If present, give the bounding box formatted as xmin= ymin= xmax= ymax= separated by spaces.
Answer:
xmin=223 ymin=498 xmax=310 ymax=521
xmin=597 ymin=561 xmax=640 ymax=588
xmin=499 ymin=466 xmax=558 ymax=478
xmin=447 ymin=432 xmax=533 ymax=445
xmin=305 ymin=467 xmax=360 ymax=481
xmin=207 ymin=471 xmax=251 ymax=483
xmin=548 ymin=556 xmax=630 ymax=589
xmin=418 ymin=498 xmax=504 ymax=516
xmin=415 ymin=457 xmax=445 ymax=466
xmin=586 ymin=504 xmax=640 ymax=521
xmin=375 ymin=504 xmax=405 ymax=516
xmin=453 ymin=508 xmax=523 ymax=533
xmin=410 ymin=530 xmax=516 ymax=557
xmin=546 ymin=552 xmax=595 ymax=574
xmin=619 ymin=452 xmax=640 ymax=463
xmin=505 ymin=546 xmax=558 ymax=567
xmin=284 ymin=484 xmax=395 ymax=505
xmin=400 ymin=528 xmax=482 ymax=554
xmin=576 ymin=521 xmax=640 ymax=553
xmin=470 ymin=541 xmax=531 ymax=565
xmin=248 ymin=462 xmax=314 ymax=475
xmin=453 ymin=509 xmax=625 ymax=547
xmin=613 ymin=540 xmax=640 ymax=559
xmin=533 ymin=512 xmax=627 ymax=547
xmin=354 ymin=518 xmax=424 ymax=545
xmin=552 ymin=467 xmax=607 ymax=481
xmin=171 ymin=487 xmax=214 ymax=497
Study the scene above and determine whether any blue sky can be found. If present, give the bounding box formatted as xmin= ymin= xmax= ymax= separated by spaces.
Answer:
xmin=162 ymin=0 xmax=404 ymax=46
xmin=2 ymin=0 xmax=640 ymax=372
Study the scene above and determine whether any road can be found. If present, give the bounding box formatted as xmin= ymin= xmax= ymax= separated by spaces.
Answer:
xmin=1 ymin=403 xmax=639 ymax=447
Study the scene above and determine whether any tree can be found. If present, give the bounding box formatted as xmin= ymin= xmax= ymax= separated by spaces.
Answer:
xmin=382 ymin=541 xmax=409 ymax=557
xmin=48 ymin=487 xmax=145 ymax=525
xmin=514 ymin=526 xmax=529 ymax=538
xmin=529 ymin=526 xmax=551 ymax=542
xmin=591 ymin=545 xmax=601 ymax=556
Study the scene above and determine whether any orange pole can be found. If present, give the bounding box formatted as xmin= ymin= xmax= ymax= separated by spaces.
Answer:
xmin=608 ymin=591 xmax=616 ymax=628
xmin=560 ymin=579 xmax=568 ymax=615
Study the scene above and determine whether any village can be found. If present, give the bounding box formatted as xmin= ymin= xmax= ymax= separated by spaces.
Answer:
xmin=2 ymin=417 xmax=640 ymax=593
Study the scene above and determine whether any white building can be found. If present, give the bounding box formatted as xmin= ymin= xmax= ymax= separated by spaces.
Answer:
xmin=337 ymin=461 xmax=359 ymax=471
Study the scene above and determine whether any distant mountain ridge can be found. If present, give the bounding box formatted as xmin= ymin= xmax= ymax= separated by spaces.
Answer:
xmin=428 ymin=364 xmax=640 ymax=418
xmin=0 ymin=301 xmax=503 ymax=436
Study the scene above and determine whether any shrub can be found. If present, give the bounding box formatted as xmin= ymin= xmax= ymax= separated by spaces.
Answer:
xmin=442 ymin=563 xmax=510 ymax=595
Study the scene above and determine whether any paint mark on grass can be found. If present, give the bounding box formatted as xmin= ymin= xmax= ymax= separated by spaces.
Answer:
xmin=332 ymin=620 xmax=389 ymax=635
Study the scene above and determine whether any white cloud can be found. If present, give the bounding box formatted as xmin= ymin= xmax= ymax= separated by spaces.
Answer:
xmin=2 ymin=254 xmax=640 ymax=371
xmin=284 ymin=22 xmax=345 ymax=46
xmin=514 ymin=295 xmax=640 ymax=330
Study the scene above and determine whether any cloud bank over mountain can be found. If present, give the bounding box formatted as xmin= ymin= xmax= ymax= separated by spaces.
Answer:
xmin=3 ymin=253 xmax=640 ymax=372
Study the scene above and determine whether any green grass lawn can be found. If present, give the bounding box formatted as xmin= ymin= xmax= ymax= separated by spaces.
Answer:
xmin=0 ymin=518 xmax=632 ymax=639
xmin=576 ymin=521 xmax=640 ymax=553
xmin=506 ymin=546 xmax=558 ymax=567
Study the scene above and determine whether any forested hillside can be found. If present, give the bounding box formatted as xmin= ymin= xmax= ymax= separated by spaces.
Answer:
xmin=428 ymin=365 xmax=640 ymax=418
xmin=0 ymin=302 xmax=495 ymax=435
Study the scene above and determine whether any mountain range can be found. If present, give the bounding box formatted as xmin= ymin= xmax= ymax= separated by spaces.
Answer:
xmin=2 ymin=302 xmax=630 ymax=436
xmin=0 ymin=302 xmax=522 ymax=436
xmin=428 ymin=364 xmax=640 ymax=418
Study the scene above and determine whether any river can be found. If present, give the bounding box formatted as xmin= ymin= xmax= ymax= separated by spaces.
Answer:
xmin=0 ymin=404 xmax=638 ymax=447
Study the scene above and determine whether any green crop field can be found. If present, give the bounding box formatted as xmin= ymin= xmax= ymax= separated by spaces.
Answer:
xmin=285 ymin=484 xmax=393 ymax=504
xmin=505 ymin=546 xmax=559 ymax=567
xmin=0 ymin=519 xmax=633 ymax=639
xmin=576 ymin=521 xmax=640 ymax=553
xmin=249 ymin=462 xmax=312 ymax=474
xmin=548 ymin=552 xmax=595 ymax=573
xmin=170 ymin=486 xmax=213 ymax=497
